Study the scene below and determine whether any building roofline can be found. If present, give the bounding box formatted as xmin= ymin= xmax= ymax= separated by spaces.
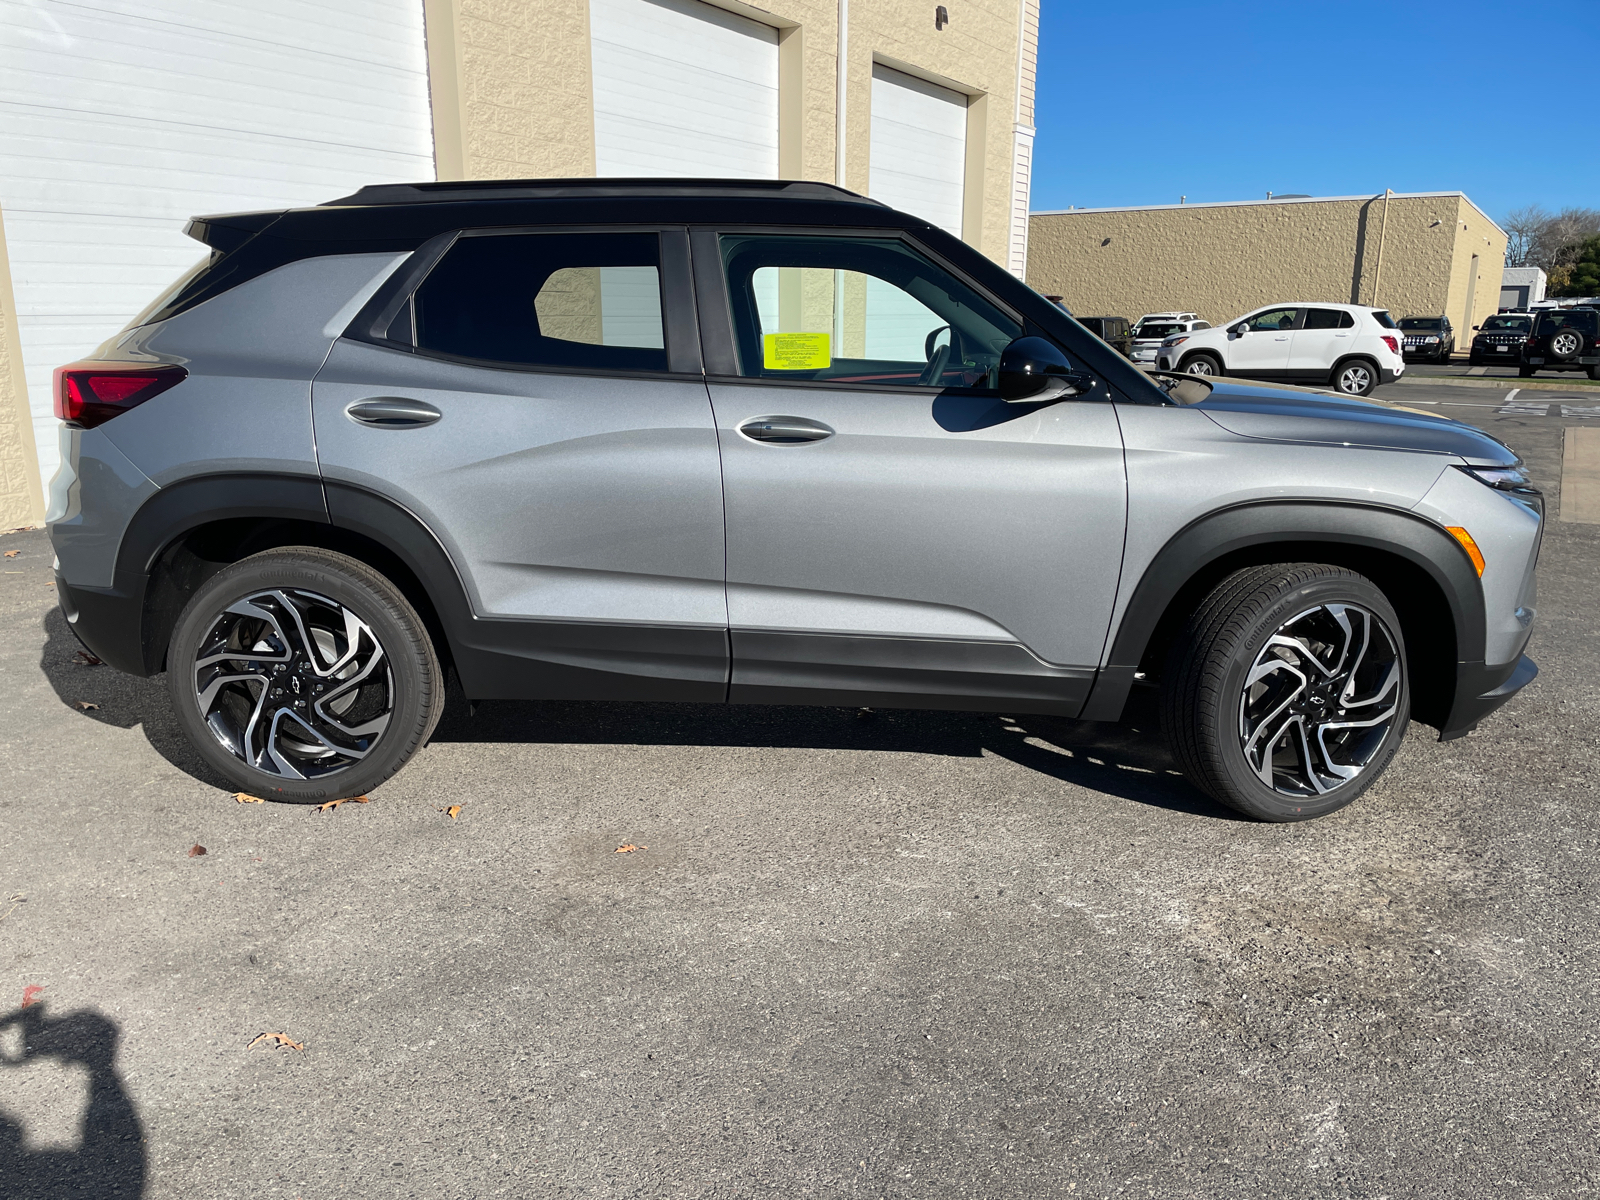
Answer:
xmin=1032 ymin=191 xmax=1506 ymax=238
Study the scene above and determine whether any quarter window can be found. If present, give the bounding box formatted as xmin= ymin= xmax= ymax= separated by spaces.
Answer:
xmin=414 ymin=232 xmax=666 ymax=370
xmin=718 ymin=234 xmax=1023 ymax=389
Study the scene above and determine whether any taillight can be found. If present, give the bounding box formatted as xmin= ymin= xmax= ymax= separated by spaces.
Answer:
xmin=1381 ymin=335 xmax=1399 ymax=355
xmin=54 ymin=362 xmax=186 ymax=429
xmin=1525 ymin=335 xmax=1538 ymax=346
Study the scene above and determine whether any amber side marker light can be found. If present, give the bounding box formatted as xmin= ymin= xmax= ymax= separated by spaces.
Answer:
xmin=1446 ymin=526 xmax=1486 ymax=576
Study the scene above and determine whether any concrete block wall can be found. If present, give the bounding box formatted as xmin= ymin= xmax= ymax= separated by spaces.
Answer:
xmin=0 ymin=205 xmax=47 ymax=530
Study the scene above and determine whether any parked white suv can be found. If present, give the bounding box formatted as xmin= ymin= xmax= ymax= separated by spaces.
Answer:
xmin=1130 ymin=312 xmax=1208 ymax=364
xmin=1155 ymin=303 xmax=1405 ymax=396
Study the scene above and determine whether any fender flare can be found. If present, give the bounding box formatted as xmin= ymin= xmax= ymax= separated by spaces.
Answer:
xmin=1079 ymin=500 xmax=1485 ymax=723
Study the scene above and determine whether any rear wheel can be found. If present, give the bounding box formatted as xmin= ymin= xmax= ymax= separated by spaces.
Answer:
xmin=1182 ymin=353 xmax=1222 ymax=377
xmin=1589 ymin=365 xmax=1600 ymax=381
xmin=166 ymin=547 xmax=443 ymax=802
xmin=1160 ymin=564 xmax=1409 ymax=821
xmin=1332 ymin=359 xmax=1378 ymax=396
xmin=1519 ymin=365 xmax=1537 ymax=378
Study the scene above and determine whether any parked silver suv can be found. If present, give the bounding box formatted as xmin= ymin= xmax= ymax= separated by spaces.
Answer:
xmin=48 ymin=180 xmax=1541 ymax=821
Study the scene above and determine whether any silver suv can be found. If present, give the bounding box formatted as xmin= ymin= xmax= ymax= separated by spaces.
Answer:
xmin=48 ymin=180 xmax=1541 ymax=821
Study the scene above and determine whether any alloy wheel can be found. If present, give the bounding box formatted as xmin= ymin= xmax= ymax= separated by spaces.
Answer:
xmin=1552 ymin=331 xmax=1582 ymax=357
xmin=1185 ymin=359 xmax=1216 ymax=376
xmin=1337 ymin=363 xmax=1372 ymax=394
xmin=192 ymin=588 xmax=393 ymax=779
xmin=1238 ymin=603 xmax=1401 ymax=797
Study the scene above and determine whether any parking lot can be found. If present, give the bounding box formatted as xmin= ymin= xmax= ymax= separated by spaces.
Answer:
xmin=2 ymin=381 xmax=1597 ymax=1199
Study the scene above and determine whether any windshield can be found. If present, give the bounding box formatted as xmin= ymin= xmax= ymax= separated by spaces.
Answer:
xmin=1135 ymin=323 xmax=1182 ymax=339
xmin=1370 ymin=310 xmax=1398 ymax=329
xmin=1481 ymin=315 xmax=1532 ymax=332
xmin=1399 ymin=318 xmax=1442 ymax=330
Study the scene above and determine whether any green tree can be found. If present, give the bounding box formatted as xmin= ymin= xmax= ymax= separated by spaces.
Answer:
xmin=1555 ymin=235 xmax=1600 ymax=297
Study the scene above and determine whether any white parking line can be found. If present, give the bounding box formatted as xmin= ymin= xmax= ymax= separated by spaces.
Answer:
xmin=1497 ymin=389 xmax=1556 ymax=417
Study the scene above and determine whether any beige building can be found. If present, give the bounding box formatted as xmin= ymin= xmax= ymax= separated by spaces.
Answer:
xmin=1027 ymin=192 xmax=1507 ymax=334
xmin=0 ymin=0 xmax=1040 ymax=529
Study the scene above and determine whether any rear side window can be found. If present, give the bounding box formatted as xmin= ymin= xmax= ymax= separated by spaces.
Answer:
xmin=414 ymin=232 xmax=666 ymax=371
xmin=1303 ymin=308 xmax=1353 ymax=330
xmin=1370 ymin=310 xmax=1398 ymax=329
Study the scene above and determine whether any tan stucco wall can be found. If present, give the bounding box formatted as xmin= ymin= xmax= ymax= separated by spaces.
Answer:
xmin=423 ymin=0 xmax=1029 ymax=264
xmin=1026 ymin=194 xmax=1507 ymax=329
xmin=0 ymin=205 xmax=47 ymax=530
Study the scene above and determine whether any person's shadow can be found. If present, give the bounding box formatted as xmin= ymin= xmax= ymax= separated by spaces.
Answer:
xmin=0 ymin=1004 xmax=147 ymax=1199
xmin=38 ymin=605 xmax=1241 ymax=820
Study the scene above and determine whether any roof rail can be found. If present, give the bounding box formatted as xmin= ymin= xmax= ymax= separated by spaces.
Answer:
xmin=322 ymin=178 xmax=884 ymax=207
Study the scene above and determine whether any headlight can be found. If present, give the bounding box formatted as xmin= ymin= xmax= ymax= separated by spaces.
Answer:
xmin=1424 ymin=336 xmax=1439 ymax=343
xmin=1162 ymin=336 xmax=1189 ymax=349
xmin=1455 ymin=463 xmax=1543 ymax=517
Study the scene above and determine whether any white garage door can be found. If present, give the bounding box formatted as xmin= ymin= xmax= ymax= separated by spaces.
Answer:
xmin=0 ymin=0 xmax=436 ymax=487
xmin=589 ymin=0 xmax=779 ymax=179
xmin=869 ymin=64 xmax=967 ymax=236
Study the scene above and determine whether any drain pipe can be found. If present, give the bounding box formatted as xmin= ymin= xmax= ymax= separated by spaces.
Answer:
xmin=835 ymin=0 xmax=848 ymax=187
xmin=1371 ymin=188 xmax=1393 ymax=305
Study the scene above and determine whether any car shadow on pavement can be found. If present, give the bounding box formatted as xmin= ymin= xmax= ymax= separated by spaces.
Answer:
xmin=39 ymin=606 xmax=1238 ymax=820
xmin=0 ymin=1004 xmax=148 ymax=1200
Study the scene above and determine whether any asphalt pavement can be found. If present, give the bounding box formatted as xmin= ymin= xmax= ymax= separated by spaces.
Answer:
xmin=2 ymin=383 xmax=1597 ymax=1199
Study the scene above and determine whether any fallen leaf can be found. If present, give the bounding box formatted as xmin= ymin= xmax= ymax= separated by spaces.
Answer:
xmin=188 ymin=844 xmax=207 ymax=857
xmin=21 ymin=985 xmax=43 ymax=1009
xmin=247 ymin=1032 xmax=305 ymax=1052
xmin=438 ymin=805 xmax=462 ymax=819
xmin=614 ymin=843 xmax=648 ymax=854
xmin=2 ymin=549 xmax=18 ymax=558
xmin=233 ymin=792 xmax=265 ymax=804
xmin=313 ymin=795 xmax=370 ymax=813
xmin=74 ymin=700 xmax=100 ymax=711
xmin=70 ymin=650 xmax=103 ymax=666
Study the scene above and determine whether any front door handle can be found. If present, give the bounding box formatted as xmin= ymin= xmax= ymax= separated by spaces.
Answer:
xmin=738 ymin=415 xmax=835 ymax=443
xmin=346 ymin=397 xmax=442 ymax=428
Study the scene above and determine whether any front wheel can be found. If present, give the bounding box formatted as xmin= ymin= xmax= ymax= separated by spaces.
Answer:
xmin=166 ymin=547 xmax=443 ymax=802
xmin=1331 ymin=359 xmax=1378 ymax=396
xmin=1160 ymin=564 xmax=1410 ymax=821
xmin=1182 ymin=353 xmax=1222 ymax=377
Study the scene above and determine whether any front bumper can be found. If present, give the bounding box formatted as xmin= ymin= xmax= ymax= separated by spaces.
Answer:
xmin=1439 ymin=655 xmax=1538 ymax=740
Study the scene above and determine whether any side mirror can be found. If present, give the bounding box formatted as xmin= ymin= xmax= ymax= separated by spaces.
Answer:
xmin=1234 ymin=323 xmax=1251 ymax=336
xmin=998 ymin=336 xmax=1095 ymax=404
xmin=1472 ymin=325 xmax=1480 ymax=331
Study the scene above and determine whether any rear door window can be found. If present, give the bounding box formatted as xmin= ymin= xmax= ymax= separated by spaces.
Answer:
xmin=414 ymin=232 xmax=667 ymax=371
xmin=1303 ymin=308 xmax=1348 ymax=330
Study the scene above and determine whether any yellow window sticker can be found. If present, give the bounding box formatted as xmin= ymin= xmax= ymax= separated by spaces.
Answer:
xmin=763 ymin=332 xmax=831 ymax=371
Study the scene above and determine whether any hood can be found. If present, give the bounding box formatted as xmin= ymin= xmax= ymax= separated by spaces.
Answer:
xmin=1193 ymin=380 xmax=1517 ymax=466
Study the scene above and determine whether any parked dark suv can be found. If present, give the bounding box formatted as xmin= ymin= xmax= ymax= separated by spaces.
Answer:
xmin=1469 ymin=312 xmax=1535 ymax=366
xmin=1521 ymin=307 xmax=1600 ymax=379
xmin=47 ymin=179 xmax=1541 ymax=822
xmin=1398 ymin=315 xmax=1455 ymax=364
xmin=1072 ymin=316 xmax=1133 ymax=358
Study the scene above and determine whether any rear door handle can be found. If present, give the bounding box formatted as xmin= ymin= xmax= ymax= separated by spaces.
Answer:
xmin=346 ymin=397 xmax=442 ymax=428
xmin=738 ymin=415 xmax=835 ymax=443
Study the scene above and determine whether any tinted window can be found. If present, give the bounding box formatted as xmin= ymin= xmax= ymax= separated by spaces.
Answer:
xmin=1538 ymin=310 xmax=1598 ymax=333
xmin=1303 ymin=308 xmax=1349 ymax=330
xmin=1136 ymin=323 xmax=1182 ymax=339
xmin=1193 ymin=321 xmax=1211 ymax=330
xmin=414 ymin=232 xmax=666 ymax=370
xmin=1246 ymin=308 xmax=1299 ymax=332
xmin=1481 ymin=315 xmax=1532 ymax=332
xmin=1370 ymin=310 xmax=1398 ymax=329
xmin=1399 ymin=317 xmax=1443 ymax=330
xmin=718 ymin=234 xmax=1023 ymax=388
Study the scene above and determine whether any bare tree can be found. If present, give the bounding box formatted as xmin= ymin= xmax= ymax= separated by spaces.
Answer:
xmin=1502 ymin=205 xmax=1548 ymax=268
xmin=1503 ymin=205 xmax=1600 ymax=277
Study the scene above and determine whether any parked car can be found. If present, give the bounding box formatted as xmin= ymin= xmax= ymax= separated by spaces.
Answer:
xmin=1155 ymin=303 xmax=1406 ymax=396
xmin=1520 ymin=307 xmax=1600 ymax=379
xmin=1469 ymin=312 xmax=1536 ymax=365
xmin=1130 ymin=312 xmax=1209 ymax=365
xmin=1073 ymin=315 xmax=1133 ymax=358
xmin=1398 ymin=315 xmax=1455 ymax=364
xmin=48 ymin=179 xmax=1539 ymax=822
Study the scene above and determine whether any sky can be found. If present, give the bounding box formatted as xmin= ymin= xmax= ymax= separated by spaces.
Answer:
xmin=1030 ymin=0 xmax=1600 ymax=226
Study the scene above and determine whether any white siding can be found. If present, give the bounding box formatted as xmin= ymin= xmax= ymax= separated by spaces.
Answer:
xmin=868 ymin=64 xmax=966 ymax=237
xmin=0 ymin=0 xmax=435 ymax=487
xmin=589 ymin=0 xmax=779 ymax=179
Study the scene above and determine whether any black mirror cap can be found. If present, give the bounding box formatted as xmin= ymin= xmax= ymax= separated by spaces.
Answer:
xmin=999 ymin=336 xmax=1073 ymax=400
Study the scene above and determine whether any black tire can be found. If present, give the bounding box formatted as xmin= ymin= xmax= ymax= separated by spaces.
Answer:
xmin=1160 ymin=564 xmax=1410 ymax=822
xmin=1519 ymin=366 xmax=1537 ymax=378
xmin=1435 ymin=345 xmax=1453 ymax=364
xmin=1589 ymin=364 xmax=1600 ymax=381
xmin=1331 ymin=358 xmax=1379 ymax=396
xmin=166 ymin=547 xmax=443 ymax=802
xmin=1182 ymin=352 xmax=1222 ymax=377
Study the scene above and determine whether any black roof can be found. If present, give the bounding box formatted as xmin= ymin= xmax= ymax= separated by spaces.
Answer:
xmin=323 ymin=178 xmax=884 ymax=207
